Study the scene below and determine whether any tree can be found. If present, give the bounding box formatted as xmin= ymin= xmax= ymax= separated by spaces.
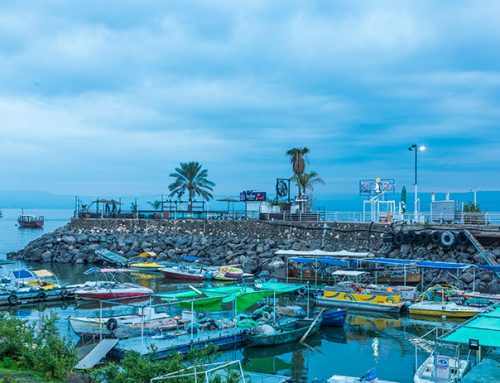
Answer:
xmin=292 ymin=171 xmax=325 ymax=196
xmin=168 ymin=162 xmax=215 ymax=211
xmin=401 ymin=186 xmax=407 ymax=214
xmin=463 ymin=201 xmax=485 ymax=224
xmin=148 ymin=200 xmax=162 ymax=210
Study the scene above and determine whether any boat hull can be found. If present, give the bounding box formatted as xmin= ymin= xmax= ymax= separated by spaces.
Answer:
xmin=160 ymin=268 xmax=205 ymax=281
xmin=321 ymin=310 xmax=347 ymax=327
xmin=246 ymin=320 xmax=320 ymax=347
xmin=76 ymin=291 xmax=152 ymax=300
xmin=17 ymin=220 xmax=44 ymax=228
xmin=409 ymin=303 xmax=483 ymax=318
xmin=316 ymin=296 xmax=404 ymax=313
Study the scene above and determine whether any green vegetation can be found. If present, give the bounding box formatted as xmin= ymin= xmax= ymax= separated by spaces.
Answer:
xmin=463 ymin=201 xmax=486 ymax=224
xmin=286 ymin=147 xmax=309 ymax=196
xmin=0 ymin=314 xmax=77 ymax=382
xmin=92 ymin=344 xmax=221 ymax=383
xmin=148 ymin=200 xmax=162 ymax=210
xmin=168 ymin=161 xmax=215 ymax=211
xmin=291 ymin=171 xmax=325 ymax=197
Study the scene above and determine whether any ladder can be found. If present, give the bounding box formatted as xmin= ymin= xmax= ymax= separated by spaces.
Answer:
xmin=75 ymin=339 xmax=119 ymax=370
xmin=463 ymin=229 xmax=500 ymax=278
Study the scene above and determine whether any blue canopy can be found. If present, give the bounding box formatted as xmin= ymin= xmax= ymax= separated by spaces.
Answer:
xmin=181 ymin=255 xmax=199 ymax=262
xmin=289 ymin=257 xmax=318 ymax=264
xmin=12 ymin=269 xmax=34 ymax=279
xmin=84 ymin=267 xmax=101 ymax=275
xmin=365 ymin=258 xmax=416 ymax=266
xmin=476 ymin=264 xmax=500 ymax=272
xmin=317 ymin=257 xmax=352 ymax=267
xmin=416 ymin=261 xmax=472 ymax=270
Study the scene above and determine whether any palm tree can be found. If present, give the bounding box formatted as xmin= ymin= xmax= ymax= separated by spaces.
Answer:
xmin=286 ymin=147 xmax=310 ymax=196
xmin=148 ymin=200 xmax=162 ymax=211
xmin=168 ymin=162 xmax=215 ymax=211
xmin=292 ymin=171 xmax=325 ymax=196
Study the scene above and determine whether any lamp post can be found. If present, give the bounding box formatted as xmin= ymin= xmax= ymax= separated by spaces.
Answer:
xmin=408 ymin=144 xmax=426 ymax=222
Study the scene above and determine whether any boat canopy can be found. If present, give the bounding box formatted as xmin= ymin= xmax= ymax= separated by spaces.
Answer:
xmin=289 ymin=257 xmax=352 ymax=267
xmin=181 ymin=255 xmax=199 ymax=262
xmin=363 ymin=258 xmax=416 ymax=266
xmin=476 ymin=264 xmax=500 ymax=272
xmin=12 ymin=269 xmax=34 ymax=279
xmin=415 ymin=261 xmax=472 ymax=270
xmin=441 ymin=305 xmax=500 ymax=348
xmin=332 ymin=270 xmax=366 ymax=276
xmin=33 ymin=269 xmax=54 ymax=278
xmin=275 ymin=249 xmax=373 ymax=258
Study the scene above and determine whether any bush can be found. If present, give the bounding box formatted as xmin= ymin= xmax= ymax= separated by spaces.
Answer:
xmin=0 ymin=313 xmax=77 ymax=382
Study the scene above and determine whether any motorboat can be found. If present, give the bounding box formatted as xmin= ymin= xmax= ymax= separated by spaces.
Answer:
xmin=321 ymin=309 xmax=347 ymax=327
xmin=213 ymin=266 xmax=253 ymax=281
xmin=409 ymin=285 xmax=486 ymax=318
xmin=245 ymin=318 xmax=320 ymax=347
xmin=414 ymin=355 xmax=469 ymax=383
xmin=129 ymin=262 xmax=174 ymax=271
xmin=160 ymin=264 xmax=213 ymax=280
xmin=408 ymin=301 xmax=484 ymax=318
xmin=70 ymin=267 xmax=153 ymax=300
xmin=69 ymin=307 xmax=188 ymax=339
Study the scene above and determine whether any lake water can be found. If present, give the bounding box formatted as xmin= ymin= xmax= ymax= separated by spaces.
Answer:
xmin=0 ymin=209 xmax=498 ymax=383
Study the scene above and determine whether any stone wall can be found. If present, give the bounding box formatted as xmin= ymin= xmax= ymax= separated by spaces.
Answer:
xmin=7 ymin=219 xmax=500 ymax=292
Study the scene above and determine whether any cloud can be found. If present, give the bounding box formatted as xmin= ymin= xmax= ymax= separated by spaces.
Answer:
xmin=0 ymin=0 xmax=499 ymax=197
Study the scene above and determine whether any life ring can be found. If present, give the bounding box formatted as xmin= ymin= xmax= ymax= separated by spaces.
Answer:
xmin=431 ymin=231 xmax=441 ymax=244
xmin=297 ymin=287 xmax=307 ymax=296
xmin=441 ymin=231 xmax=456 ymax=247
xmin=106 ymin=318 xmax=118 ymax=332
xmin=8 ymin=294 xmax=18 ymax=305
xmin=418 ymin=231 xmax=430 ymax=245
xmin=37 ymin=291 xmax=46 ymax=300
xmin=405 ymin=231 xmax=416 ymax=243
xmin=393 ymin=232 xmax=405 ymax=246
xmin=262 ymin=311 xmax=272 ymax=321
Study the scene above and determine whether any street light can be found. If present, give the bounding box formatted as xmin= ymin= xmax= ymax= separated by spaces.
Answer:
xmin=408 ymin=144 xmax=426 ymax=222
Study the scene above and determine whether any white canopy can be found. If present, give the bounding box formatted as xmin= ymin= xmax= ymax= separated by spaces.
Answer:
xmin=275 ymin=249 xmax=373 ymax=258
xmin=332 ymin=270 xmax=367 ymax=276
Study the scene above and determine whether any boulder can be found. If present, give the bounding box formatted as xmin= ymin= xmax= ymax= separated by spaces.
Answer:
xmin=460 ymin=272 xmax=474 ymax=284
xmin=62 ymin=235 xmax=77 ymax=245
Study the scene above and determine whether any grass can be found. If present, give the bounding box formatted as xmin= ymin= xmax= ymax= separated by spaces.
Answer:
xmin=0 ymin=366 xmax=53 ymax=383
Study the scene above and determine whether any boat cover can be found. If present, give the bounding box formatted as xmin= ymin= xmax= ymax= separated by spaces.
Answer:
xmin=12 ymin=269 xmax=34 ymax=279
xmin=33 ymin=269 xmax=54 ymax=278
xmin=275 ymin=249 xmax=373 ymax=258
xmin=415 ymin=261 xmax=472 ymax=270
xmin=138 ymin=251 xmax=157 ymax=258
xmin=441 ymin=305 xmax=500 ymax=348
xmin=289 ymin=257 xmax=351 ymax=267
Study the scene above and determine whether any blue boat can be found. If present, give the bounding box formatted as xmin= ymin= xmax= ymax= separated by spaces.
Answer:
xmin=321 ymin=309 xmax=347 ymax=327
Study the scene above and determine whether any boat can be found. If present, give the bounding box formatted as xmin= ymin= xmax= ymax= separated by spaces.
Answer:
xmin=408 ymin=301 xmax=484 ymax=318
xmin=213 ymin=266 xmax=253 ymax=281
xmin=414 ymin=355 xmax=469 ymax=383
xmin=72 ymin=280 xmax=153 ymax=300
xmin=160 ymin=264 xmax=213 ymax=280
xmin=245 ymin=318 xmax=320 ymax=347
xmin=409 ymin=285 xmax=486 ymax=318
xmin=320 ymin=309 xmax=347 ymax=327
xmin=69 ymin=307 xmax=187 ymax=339
xmin=316 ymin=284 xmax=405 ymax=314
xmin=328 ymin=368 xmax=399 ymax=383
xmin=17 ymin=214 xmax=44 ymax=228
xmin=377 ymin=272 xmax=421 ymax=285
xmin=129 ymin=262 xmax=174 ymax=271
xmin=69 ymin=267 xmax=153 ymax=301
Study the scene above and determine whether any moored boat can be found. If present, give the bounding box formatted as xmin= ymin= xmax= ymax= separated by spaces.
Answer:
xmin=245 ymin=318 xmax=320 ymax=347
xmin=129 ymin=262 xmax=173 ymax=271
xmin=213 ymin=266 xmax=253 ymax=281
xmin=408 ymin=301 xmax=484 ymax=318
xmin=414 ymin=355 xmax=469 ymax=383
xmin=321 ymin=309 xmax=347 ymax=327
xmin=72 ymin=280 xmax=153 ymax=300
xmin=17 ymin=214 xmax=44 ymax=228
xmin=328 ymin=368 xmax=399 ymax=383
xmin=160 ymin=265 xmax=212 ymax=280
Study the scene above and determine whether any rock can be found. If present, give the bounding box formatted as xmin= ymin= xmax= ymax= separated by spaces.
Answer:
xmin=76 ymin=234 xmax=88 ymax=244
xmin=461 ymin=272 xmax=474 ymax=284
xmin=62 ymin=235 xmax=77 ymax=245
xmin=480 ymin=273 xmax=492 ymax=283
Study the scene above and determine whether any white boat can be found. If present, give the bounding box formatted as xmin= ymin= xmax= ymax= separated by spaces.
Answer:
xmin=414 ymin=355 xmax=469 ymax=383
xmin=69 ymin=307 xmax=187 ymax=339
xmin=160 ymin=265 xmax=213 ymax=281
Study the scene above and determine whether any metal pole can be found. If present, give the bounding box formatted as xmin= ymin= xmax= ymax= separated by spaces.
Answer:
xmin=404 ymin=265 xmax=407 ymax=287
xmin=99 ymin=301 xmax=103 ymax=341
xmin=306 ymin=283 xmax=310 ymax=318
xmin=191 ymin=301 xmax=194 ymax=341
xmin=414 ymin=147 xmax=418 ymax=223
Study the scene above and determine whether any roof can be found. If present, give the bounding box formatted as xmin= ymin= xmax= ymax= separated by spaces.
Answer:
xmin=332 ymin=270 xmax=366 ymax=276
xmin=276 ymin=249 xmax=373 ymax=258
xmin=289 ymin=256 xmax=351 ymax=267
xmin=441 ymin=305 xmax=500 ymax=348
xmin=415 ymin=261 xmax=472 ymax=270
xmin=33 ymin=269 xmax=54 ymax=278
xmin=12 ymin=269 xmax=34 ymax=279
xmin=364 ymin=258 xmax=416 ymax=266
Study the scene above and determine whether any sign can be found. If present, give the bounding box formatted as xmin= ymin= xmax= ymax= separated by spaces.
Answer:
xmin=359 ymin=178 xmax=396 ymax=196
xmin=240 ymin=190 xmax=266 ymax=202
xmin=276 ymin=178 xmax=290 ymax=201
xmin=435 ymin=355 xmax=450 ymax=380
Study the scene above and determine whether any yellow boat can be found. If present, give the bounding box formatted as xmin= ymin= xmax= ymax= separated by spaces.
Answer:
xmin=408 ymin=285 xmax=485 ymax=318
xmin=129 ymin=262 xmax=166 ymax=271
xmin=213 ymin=266 xmax=253 ymax=281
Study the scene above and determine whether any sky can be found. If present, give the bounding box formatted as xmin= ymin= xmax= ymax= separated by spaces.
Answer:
xmin=1 ymin=0 xmax=500 ymax=200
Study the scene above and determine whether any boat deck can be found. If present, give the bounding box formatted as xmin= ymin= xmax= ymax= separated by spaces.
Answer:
xmin=112 ymin=327 xmax=244 ymax=358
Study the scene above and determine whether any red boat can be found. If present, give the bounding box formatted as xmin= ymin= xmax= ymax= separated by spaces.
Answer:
xmin=159 ymin=265 xmax=211 ymax=280
xmin=17 ymin=214 xmax=44 ymax=229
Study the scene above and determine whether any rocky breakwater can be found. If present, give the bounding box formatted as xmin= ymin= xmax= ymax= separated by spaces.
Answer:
xmin=7 ymin=219 xmax=500 ymax=293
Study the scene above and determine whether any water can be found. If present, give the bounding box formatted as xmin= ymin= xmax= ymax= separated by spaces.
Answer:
xmin=0 ymin=209 xmax=498 ymax=383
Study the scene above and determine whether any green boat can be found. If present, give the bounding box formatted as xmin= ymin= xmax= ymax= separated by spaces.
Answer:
xmin=245 ymin=318 xmax=320 ymax=347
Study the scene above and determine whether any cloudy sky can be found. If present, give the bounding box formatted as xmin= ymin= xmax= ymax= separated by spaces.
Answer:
xmin=1 ymin=0 xmax=499 ymax=199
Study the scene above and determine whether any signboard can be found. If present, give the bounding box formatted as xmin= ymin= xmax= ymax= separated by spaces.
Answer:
xmin=276 ymin=178 xmax=290 ymax=201
xmin=240 ymin=190 xmax=266 ymax=202
xmin=435 ymin=355 xmax=450 ymax=380
xmin=359 ymin=178 xmax=396 ymax=196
